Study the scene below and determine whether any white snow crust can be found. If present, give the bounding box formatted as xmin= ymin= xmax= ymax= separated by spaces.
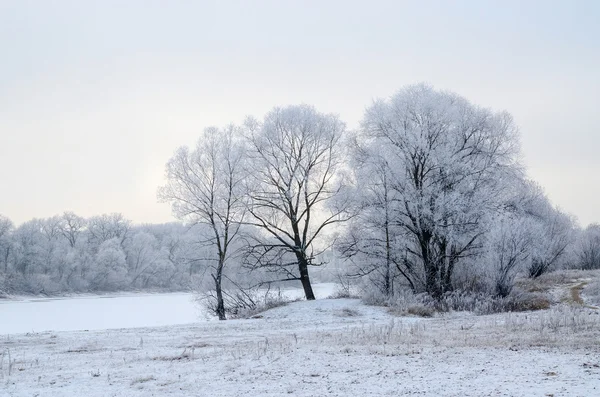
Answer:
xmin=2 ymin=293 xmax=600 ymax=396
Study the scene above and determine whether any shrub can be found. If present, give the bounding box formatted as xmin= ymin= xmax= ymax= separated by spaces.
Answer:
xmin=406 ymin=304 xmax=435 ymax=317
xmin=361 ymin=289 xmax=390 ymax=306
xmin=374 ymin=287 xmax=552 ymax=316
xmin=328 ymin=283 xmax=360 ymax=299
xmin=199 ymin=285 xmax=297 ymax=319
xmin=232 ymin=294 xmax=294 ymax=319
xmin=506 ymin=291 xmax=551 ymax=312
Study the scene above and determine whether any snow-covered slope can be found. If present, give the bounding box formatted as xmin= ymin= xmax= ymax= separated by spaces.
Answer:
xmin=2 ymin=297 xmax=599 ymax=396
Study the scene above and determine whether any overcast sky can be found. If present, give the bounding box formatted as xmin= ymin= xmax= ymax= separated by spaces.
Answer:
xmin=1 ymin=0 xmax=599 ymax=227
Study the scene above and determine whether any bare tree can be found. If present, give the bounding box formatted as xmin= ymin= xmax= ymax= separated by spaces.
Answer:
xmin=87 ymin=213 xmax=131 ymax=250
xmin=244 ymin=105 xmax=350 ymax=300
xmin=59 ymin=212 xmax=87 ymax=248
xmin=158 ymin=125 xmax=247 ymax=320
xmin=0 ymin=215 xmax=12 ymax=239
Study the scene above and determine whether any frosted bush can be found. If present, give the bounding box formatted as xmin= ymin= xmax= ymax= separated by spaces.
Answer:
xmin=367 ymin=287 xmax=551 ymax=316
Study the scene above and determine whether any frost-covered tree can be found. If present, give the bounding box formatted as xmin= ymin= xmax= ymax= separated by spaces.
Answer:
xmin=8 ymin=219 xmax=63 ymax=293
xmin=359 ymin=84 xmax=521 ymax=297
xmin=62 ymin=243 xmax=93 ymax=290
xmin=58 ymin=211 xmax=87 ymax=248
xmin=243 ymin=105 xmax=350 ymax=300
xmin=0 ymin=212 xmax=211 ymax=294
xmin=0 ymin=215 xmax=13 ymax=294
xmin=577 ymin=224 xmax=600 ymax=270
xmin=92 ymin=238 xmax=128 ymax=290
xmin=485 ymin=215 xmax=532 ymax=297
xmin=12 ymin=219 xmax=45 ymax=277
xmin=337 ymin=145 xmax=413 ymax=296
xmin=527 ymin=210 xmax=573 ymax=278
xmin=159 ymin=125 xmax=247 ymax=319
xmin=514 ymin=181 xmax=574 ymax=278
xmin=0 ymin=215 xmax=13 ymax=275
xmin=125 ymin=231 xmax=161 ymax=287
xmin=143 ymin=222 xmax=199 ymax=287
xmin=87 ymin=213 xmax=131 ymax=251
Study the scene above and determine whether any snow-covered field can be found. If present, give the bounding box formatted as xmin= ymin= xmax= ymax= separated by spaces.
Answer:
xmin=2 ymin=286 xmax=600 ymax=396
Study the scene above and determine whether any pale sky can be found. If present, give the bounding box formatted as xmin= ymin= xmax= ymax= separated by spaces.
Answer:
xmin=1 ymin=0 xmax=599 ymax=227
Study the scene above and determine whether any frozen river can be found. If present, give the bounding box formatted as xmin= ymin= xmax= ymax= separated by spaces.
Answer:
xmin=0 ymin=293 xmax=203 ymax=335
xmin=0 ymin=283 xmax=335 ymax=335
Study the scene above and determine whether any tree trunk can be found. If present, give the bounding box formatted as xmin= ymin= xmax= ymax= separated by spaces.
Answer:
xmin=425 ymin=264 xmax=441 ymax=298
xmin=214 ymin=258 xmax=226 ymax=320
xmin=442 ymin=250 xmax=456 ymax=294
xmin=296 ymin=252 xmax=315 ymax=300
xmin=420 ymin=232 xmax=442 ymax=298
xmin=383 ymin=173 xmax=392 ymax=296
xmin=384 ymin=214 xmax=392 ymax=296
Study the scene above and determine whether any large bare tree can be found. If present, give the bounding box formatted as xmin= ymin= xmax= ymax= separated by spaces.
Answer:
xmin=243 ymin=105 xmax=349 ymax=300
xmin=58 ymin=212 xmax=87 ymax=249
xmin=158 ymin=125 xmax=247 ymax=319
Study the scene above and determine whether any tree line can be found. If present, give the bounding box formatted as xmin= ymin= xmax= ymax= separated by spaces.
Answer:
xmin=0 ymin=213 xmax=211 ymax=295
xmin=2 ymin=84 xmax=600 ymax=319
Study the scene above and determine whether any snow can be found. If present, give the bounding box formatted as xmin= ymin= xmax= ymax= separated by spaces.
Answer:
xmin=0 ymin=283 xmax=338 ymax=335
xmin=2 ymin=290 xmax=600 ymax=396
xmin=0 ymin=293 xmax=202 ymax=335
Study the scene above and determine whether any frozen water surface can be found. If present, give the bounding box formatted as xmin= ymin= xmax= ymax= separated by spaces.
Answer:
xmin=0 ymin=293 xmax=201 ymax=335
xmin=0 ymin=283 xmax=336 ymax=335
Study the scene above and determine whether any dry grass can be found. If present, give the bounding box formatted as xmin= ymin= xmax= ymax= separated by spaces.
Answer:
xmin=327 ymin=288 xmax=360 ymax=300
xmin=152 ymin=348 xmax=195 ymax=362
xmin=507 ymin=291 xmax=551 ymax=312
xmin=570 ymin=282 xmax=586 ymax=305
xmin=336 ymin=307 xmax=360 ymax=317
xmin=230 ymin=296 xmax=298 ymax=319
xmin=406 ymin=305 xmax=436 ymax=317
xmin=130 ymin=375 xmax=156 ymax=385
